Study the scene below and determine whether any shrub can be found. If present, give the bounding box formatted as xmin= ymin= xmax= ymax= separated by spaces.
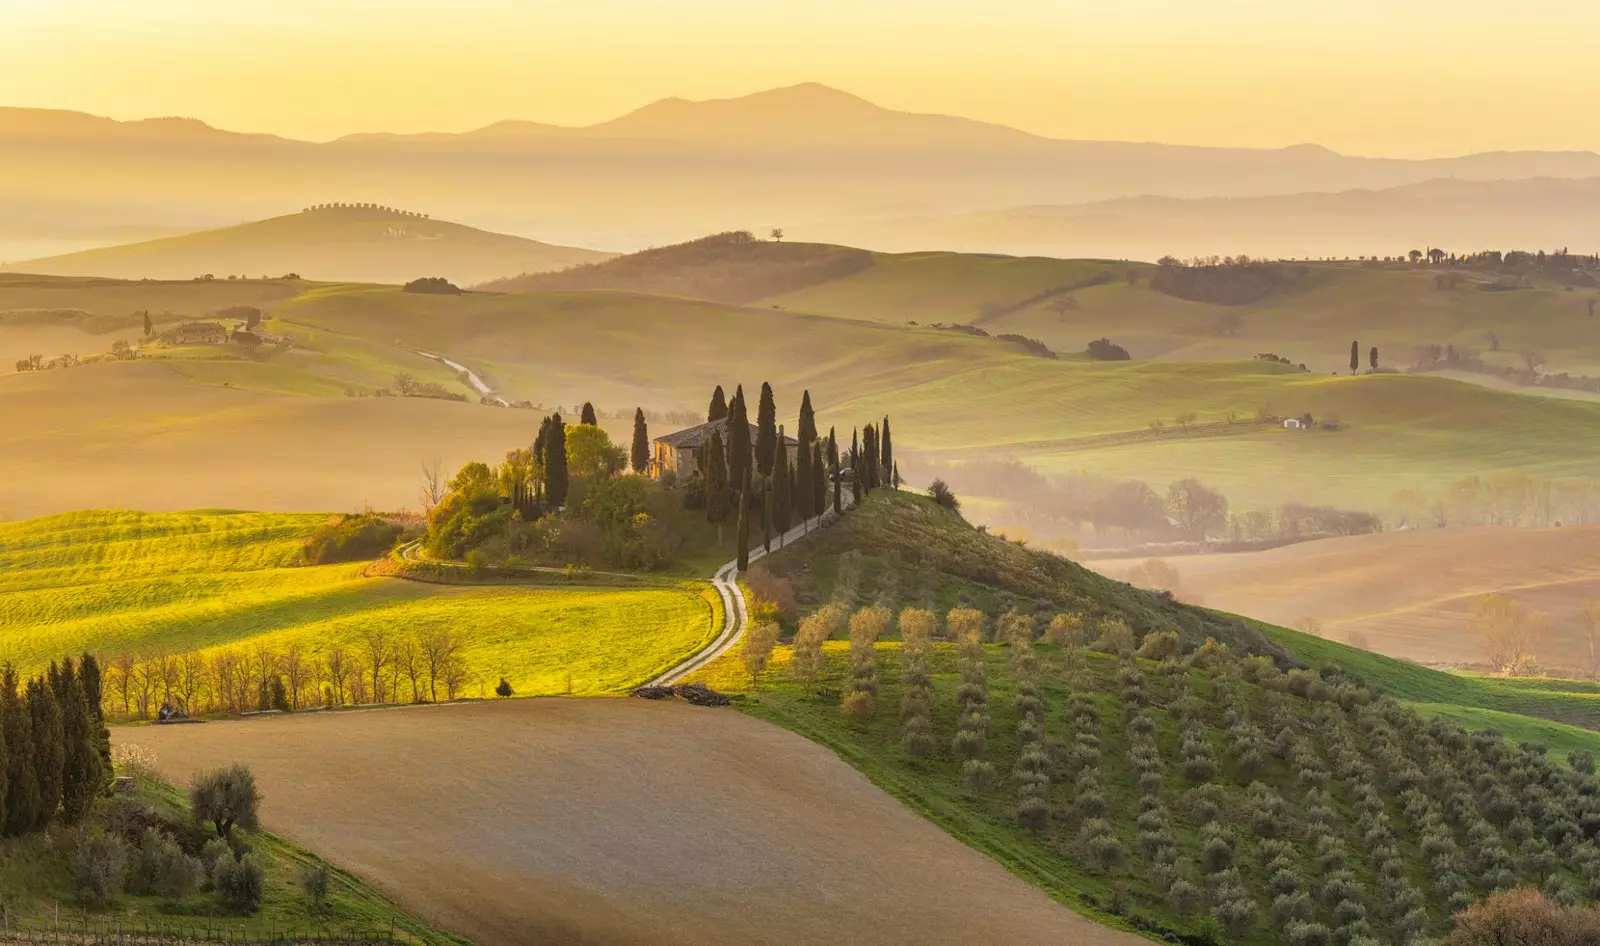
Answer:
xmin=1136 ymin=630 xmax=1181 ymax=660
xmin=1285 ymin=921 xmax=1332 ymax=946
xmin=901 ymin=715 xmax=935 ymax=757
xmin=300 ymin=860 xmax=331 ymax=905
xmin=301 ymin=514 xmax=403 ymax=564
xmin=1088 ymin=833 xmax=1125 ymax=872
xmin=71 ymin=833 xmax=129 ymax=908
xmin=952 ymin=723 xmax=987 ymax=760
xmin=213 ymin=854 xmax=266 ymax=912
xmin=200 ymin=837 xmax=234 ymax=874
xmin=1181 ymin=754 xmax=1218 ymax=783
xmin=495 ymin=677 xmax=514 ymax=698
xmin=1168 ymin=878 xmax=1204 ymax=915
xmin=1017 ymin=795 xmax=1051 ymax=833
xmin=131 ymin=828 xmax=203 ymax=900
xmin=1200 ymin=835 xmax=1234 ymax=873
xmin=1271 ymin=891 xmax=1313 ymax=928
xmin=191 ymin=764 xmax=261 ymax=840
xmin=960 ymin=759 xmax=996 ymax=796
xmin=1095 ymin=618 xmax=1135 ymax=656
xmin=1211 ymin=897 xmax=1257 ymax=938
xmin=841 ymin=689 xmax=875 ymax=720
xmin=928 ymin=479 xmax=960 ymax=511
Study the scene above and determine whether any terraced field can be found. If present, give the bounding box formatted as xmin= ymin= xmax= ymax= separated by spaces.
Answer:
xmin=0 ymin=510 xmax=719 ymax=692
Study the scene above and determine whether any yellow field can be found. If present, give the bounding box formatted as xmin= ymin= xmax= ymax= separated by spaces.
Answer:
xmin=1092 ymin=525 xmax=1600 ymax=672
xmin=0 ymin=509 xmax=718 ymax=694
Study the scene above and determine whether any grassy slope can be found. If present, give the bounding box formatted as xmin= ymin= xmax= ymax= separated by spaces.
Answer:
xmin=0 ymin=774 xmax=465 ymax=943
xmin=0 ymin=510 xmax=719 ymax=695
xmin=7 ymin=208 xmax=612 ymax=286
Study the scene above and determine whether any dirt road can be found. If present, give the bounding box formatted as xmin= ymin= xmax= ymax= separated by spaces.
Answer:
xmin=122 ymin=700 xmax=1141 ymax=946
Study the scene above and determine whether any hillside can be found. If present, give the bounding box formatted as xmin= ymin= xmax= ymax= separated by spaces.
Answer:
xmin=15 ymin=87 xmax=1600 ymax=255
xmin=0 ymin=509 xmax=718 ymax=692
xmin=7 ymin=206 xmax=611 ymax=285
xmin=1095 ymin=526 xmax=1600 ymax=674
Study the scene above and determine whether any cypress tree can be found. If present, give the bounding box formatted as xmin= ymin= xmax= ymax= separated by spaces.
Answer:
xmin=774 ymin=432 xmax=793 ymax=537
xmin=541 ymin=413 xmax=568 ymax=508
xmin=828 ymin=428 xmax=841 ymax=515
xmin=630 ymin=408 xmax=650 ymax=474
xmin=1369 ymin=346 xmax=1379 ymax=371
xmin=705 ymin=429 xmax=729 ymax=523
xmin=862 ymin=424 xmax=878 ymax=491
xmin=727 ymin=386 xmax=751 ymax=490
xmin=707 ymin=385 xmax=728 ymax=423
xmin=580 ymin=402 xmax=597 ymax=426
xmin=755 ymin=382 xmax=777 ymax=478
xmin=27 ymin=674 xmax=64 ymax=831
xmin=795 ymin=431 xmax=813 ymax=520
xmin=850 ymin=429 xmax=864 ymax=505
xmin=0 ymin=668 xmax=6 ymax=834
xmin=813 ymin=442 xmax=826 ymax=519
xmin=54 ymin=658 xmax=99 ymax=823
xmin=1 ymin=664 xmax=37 ymax=837
xmin=1349 ymin=340 xmax=1359 ymax=374
xmin=797 ymin=390 xmax=817 ymax=451
xmin=736 ymin=467 xmax=751 ymax=572
xmin=881 ymin=416 xmax=894 ymax=490
xmin=142 ymin=311 xmax=153 ymax=336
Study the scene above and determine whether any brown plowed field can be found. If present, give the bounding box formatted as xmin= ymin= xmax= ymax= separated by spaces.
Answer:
xmin=120 ymin=699 xmax=1141 ymax=946
xmin=1094 ymin=525 xmax=1600 ymax=671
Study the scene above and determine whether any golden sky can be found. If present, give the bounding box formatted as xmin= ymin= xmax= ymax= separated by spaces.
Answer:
xmin=3 ymin=0 xmax=1596 ymax=157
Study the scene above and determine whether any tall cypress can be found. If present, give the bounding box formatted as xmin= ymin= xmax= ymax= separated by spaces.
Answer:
xmin=580 ymin=402 xmax=597 ymax=426
xmin=880 ymin=416 xmax=894 ymax=490
xmin=812 ymin=443 xmax=826 ymax=519
xmin=755 ymin=382 xmax=777 ymax=478
xmin=54 ymin=658 xmax=99 ymax=823
xmin=1349 ymin=340 xmax=1359 ymax=374
xmin=541 ymin=413 xmax=568 ymax=508
xmin=727 ymin=386 xmax=751 ymax=490
xmin=1 ymin=665 xmax=36 ymax=837
xmin=828 ymin=428 xmax=841 ymax=515
xmin=0 ymin=667 xmax=7 ymax=834
xmin=795 ymin=431 xmax=813 ymax=520
xmin=862 ymin=424 xmax=878 ymax=492
xmin=797 ymin=390 xmax=817 ymax=451
xmin=707 ymin=385 xmax=728 ymax=423
xmin=27 ymin=674 xmax=64 ymax=831
xmin=705 ymin=429 xmax=729 ymax=523
xmin=735 ymin=467 xmax=751 ymax=572
xmin=850 ymin=428 xmax=864 ymax=505
xmin=774 ymin=432 xmax=793 ymax=536
xmin=630 ymin=408 xmax=650 ymax=474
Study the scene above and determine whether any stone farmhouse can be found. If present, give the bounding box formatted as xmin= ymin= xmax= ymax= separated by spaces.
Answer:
xmin=650 ymin=418 xmax=799 ymax=479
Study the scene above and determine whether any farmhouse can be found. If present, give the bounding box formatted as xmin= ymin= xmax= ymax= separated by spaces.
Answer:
xmin=651 ymin=418 xmax=798 ymax=479
xmin=168 ymin=321 xmax=228 ymax=345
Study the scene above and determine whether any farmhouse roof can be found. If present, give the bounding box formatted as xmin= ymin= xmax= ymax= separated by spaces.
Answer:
xmin=654 ymin=417 xmax=799 ymax=449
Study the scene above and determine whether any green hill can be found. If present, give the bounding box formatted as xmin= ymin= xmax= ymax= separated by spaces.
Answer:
xmin=0 ymin=509 xmax=719 ymax=695
xmin=689 ymin=492 xmax=1600 ymax=943
xmin=6 ymin=206 xmax=612 ymax=286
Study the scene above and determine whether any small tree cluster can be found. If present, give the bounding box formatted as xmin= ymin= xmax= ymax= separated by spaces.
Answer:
xmin=840 ymin=606 xmax=888 ymax=720
xmin=948 ymin=608 xmax=993 ymax=793
xmin=898 ymin=608 xmax=937 ymax=757
xmin=791 ymin=603 xmax=844 ymax=694
xmin=1007 ymin=614 xmax=1051 ymax=832
xmin=1 ymin=656 xmax=112 ymax=839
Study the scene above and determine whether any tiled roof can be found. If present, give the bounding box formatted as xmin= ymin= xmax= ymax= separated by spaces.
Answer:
xmin=654 ymin=417 xmax=800 ymax=449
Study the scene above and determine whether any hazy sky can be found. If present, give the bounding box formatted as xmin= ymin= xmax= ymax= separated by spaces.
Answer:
xmin=4 ymin=0 xmax=1597 ymax=156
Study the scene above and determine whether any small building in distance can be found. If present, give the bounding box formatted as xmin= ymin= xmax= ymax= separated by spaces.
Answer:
xmin=167 ymin=321 xmax=228 ymax=345
xmin=651 ymin=418 xmax=799 ymax=479
xmin=1283 ymin=418 xmax=1304 ymax=429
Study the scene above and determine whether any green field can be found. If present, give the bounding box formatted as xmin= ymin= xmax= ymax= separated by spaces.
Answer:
xmin=0 ymin=510 xmax=720 ymax=696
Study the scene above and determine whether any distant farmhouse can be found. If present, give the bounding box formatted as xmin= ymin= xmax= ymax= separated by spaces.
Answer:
xmin=167 ymin=321 xmax=228 ymax=345
xmin=650 ymin=417 xmax=799 ymax=479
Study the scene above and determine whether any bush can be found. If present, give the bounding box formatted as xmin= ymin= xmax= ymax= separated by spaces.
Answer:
xmin=495 ymin=677 xmax=515 ymax=698
xmin=960 ymin=759 xmax=996 ymax=796
xmin=200 ymin=837 xmax=234 ymax=874
xmin=1285 ymin=921 xmax=1332 ymax=946
xmin=1088 ymin=833 xmax=1125 ymax=872
xmin=841 ymin=689 xmax=875 ymax=720
xmin=71 ymin=833 xmax=129 ymax=908
xmin=131 ymin=828 xmax=203 ymax=900
xmin=213 ymin=854 xmax=266 ymax=912
xmin=1168 ymin=878 xmax=1204 ymax=915
xmin=301 ymin=514 xmax=403 ymax=564
xmin=1087 ymin=338 xmax=1132 ymax=361
xmin=300 ymin=861 xmax=331 ymax=905
xmin=1136 ymin=630 xmax=1181 ymax=660
xmin=901 ymin=715 xmax=935 ymax=757
xmin=928 ymin=479 xmax=960 ymax=511
xmin=191 ymin=765 xmax=261 ymax=840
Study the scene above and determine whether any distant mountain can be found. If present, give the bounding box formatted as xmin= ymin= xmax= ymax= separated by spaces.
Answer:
xmin=826 ymin=177 xmax=1600 ymax=261
xmin=5 ymin=205 xmax=612 ymax=285
xmin=9 ymin=85 xmax=1600 ymax=255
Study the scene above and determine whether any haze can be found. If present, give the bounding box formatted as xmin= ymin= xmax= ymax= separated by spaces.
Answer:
xmin=5 ymin=0 xmax=1600 ymax=156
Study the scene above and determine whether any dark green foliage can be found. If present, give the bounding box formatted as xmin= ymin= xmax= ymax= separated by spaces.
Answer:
xmin=301 ymin=860 xmax=331 ymax=905
xmin=708 ymin=385 xmax=728 ymax=423
xmin=401 ymin=276 xmax=460 ymax=294
xmin=78 ymin=653 xmax=113 ymax=793
xmin=797 ymin=390 xmax=817 ymax=450
xmin=190 ymin=764 xmax=260 ymax=840
xmin=704 ymin=429 xmax=730 ymax=523
xmin=495 ymin=678 xmax=514 ymax=698
xmin=928 ymin=479 xmax=960 ymax=511
xmin=1350 ymin=340 xmax=1360 ymax=374
xmin=795 ymin=434 xmax=813 ymax=520
xmin=755 ymin=382 xmax=776 ymax=478
xmin=1149 ymin=259 xmax=1307 ymax=305
xmin=1 ymin=664 xmax=38 ymax=836
xmin=27 ymin=675 xmax=64 ymax=831
xmin=130 ymin=827 xmax=204 ymax=900
xmin=736 ymin=467 xmax=751 ymax=572
xmin=302 ymin=514 xmax=403 ymax=564
xmin=773 ymin=437 xmax=793 ymax=535
xmin=537 ymin=412 xmax=569 ymax=508
xmin=71 ymin=832 xmax=129 ymax=907
xmin=727 ymin=386 xmax=752 ymax=490
xmin=213 ymin=853 xmax=266 ymax=912
xmin=880 ymin=416 xmax=894 ymax=489
xmin=1086 ymin=338 xmax=1131 ymax=360
xmin=580 ymin=401 xmax=597 ymax=426
xmin=828 ymin=428 xmax=841 ymax=515
xmin=54 ymin=658 xmax=102 ymax=823
xmin=631 ymin=408 xmax=650 ymax=474
xmin=849 ymin=428 xmax=863 ymax=505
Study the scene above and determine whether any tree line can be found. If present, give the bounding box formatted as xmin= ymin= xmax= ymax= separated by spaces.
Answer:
xmin=99 ymin=628 xmax=472 ymax=721
xmin=0 ymin=655 xmax=112 ymax=839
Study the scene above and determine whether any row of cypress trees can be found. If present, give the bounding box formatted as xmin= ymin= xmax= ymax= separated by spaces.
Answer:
xmin=1 ymin=655 xmax=113 ymax=838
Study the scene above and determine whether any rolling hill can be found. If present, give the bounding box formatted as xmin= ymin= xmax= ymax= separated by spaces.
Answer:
xmin=12 ymin=85 xmax=1600 ymax=254
xmin=6 ymin=205 xmax=611 ymax=285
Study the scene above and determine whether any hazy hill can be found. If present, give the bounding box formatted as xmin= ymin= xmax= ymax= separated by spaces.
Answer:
xmin=13 ymin=85 xmax=1600 ymax=254
xmin=6 ymin=205 xmax=611 ymax=284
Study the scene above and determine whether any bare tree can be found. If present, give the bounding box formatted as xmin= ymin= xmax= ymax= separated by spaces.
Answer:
xmin=110 ymin=652 xmax=136 ymax=716
xmin=1582 ymin=601 xmax=1600 ymax=680
xmin=418 ymin=628 xmax=463 ymax=702
xmin=281 ymin=644 xmax=309 ymax=709
xmin=394 ymin=638 xmax=423 ymax=703
xmin=175 ymin=652 xmax=207 ymax=714
xmin=1475 ymin=594 xmax=1544 ymax=675
xmin=359 ymin=628 xmax=394 ymax=704
xmin=321 ymin=646 xmax=351 ymax=706
xmin=420 ymin=457 xmax=446 ymax=515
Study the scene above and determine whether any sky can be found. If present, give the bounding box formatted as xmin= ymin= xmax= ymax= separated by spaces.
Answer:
xmin=3 ymin=0 xmax=1598 ymax=157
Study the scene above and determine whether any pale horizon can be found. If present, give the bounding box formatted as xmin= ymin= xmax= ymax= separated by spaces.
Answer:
xmin=5 ymin=0 xmax=1600 ymax=158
